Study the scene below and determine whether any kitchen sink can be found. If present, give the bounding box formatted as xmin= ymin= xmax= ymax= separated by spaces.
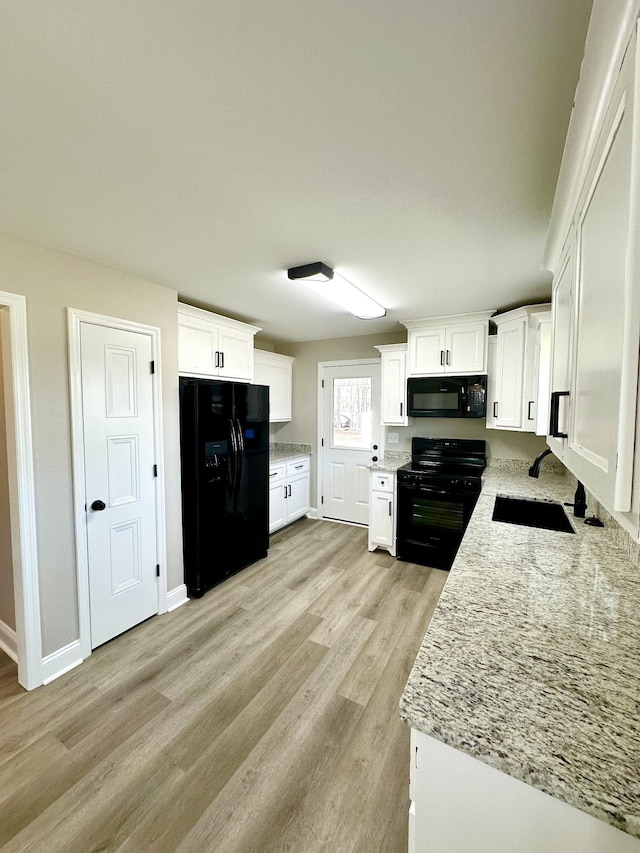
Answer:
xmin=492 ymin=494 xmax=575 ymax=533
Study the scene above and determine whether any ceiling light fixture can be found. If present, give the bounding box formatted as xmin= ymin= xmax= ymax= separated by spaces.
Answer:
xmin=287 ymin=262 xmax=386 ymax=320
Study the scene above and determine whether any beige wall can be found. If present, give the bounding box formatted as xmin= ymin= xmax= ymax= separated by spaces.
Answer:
xmin=274 ymin=332 xmax=548 ymax=504
xmin=0 ymin=310 xmax=15 ymax=630
xmin=0 ymin=232 xmax=183 ymax=657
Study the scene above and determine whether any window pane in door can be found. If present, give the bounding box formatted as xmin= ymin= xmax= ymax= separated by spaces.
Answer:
xmin=332 ymin=377 xmax=372 ymax=448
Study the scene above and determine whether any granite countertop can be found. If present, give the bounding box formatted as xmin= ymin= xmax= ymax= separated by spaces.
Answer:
xmin=369 ymin=451 xmax=410 ymax=472
xmin=400 ymin=467 xmax=640 ymax=839
xmin=269 ymin=442 xmax=312 ymax=463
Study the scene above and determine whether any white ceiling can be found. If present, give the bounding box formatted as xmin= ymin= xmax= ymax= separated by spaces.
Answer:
xmin=0 ymin=1 xmax=593 ymax=343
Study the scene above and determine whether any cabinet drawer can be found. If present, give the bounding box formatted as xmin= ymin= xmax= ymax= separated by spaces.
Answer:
xmin=372 ymin=471 xmax=394 ymax=492
xmin=269 ymin=463 xmax=286 ymax=485
xmin=286 ymin=457 xmax=310 ymax=477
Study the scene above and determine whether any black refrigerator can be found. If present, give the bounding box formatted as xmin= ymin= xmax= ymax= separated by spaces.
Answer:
xmin=179 ymin=377 xmax=269 ymax=598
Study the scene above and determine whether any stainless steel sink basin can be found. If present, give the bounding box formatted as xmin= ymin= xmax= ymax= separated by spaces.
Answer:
xmin=492 ymin=494 xmax=575 ymax=533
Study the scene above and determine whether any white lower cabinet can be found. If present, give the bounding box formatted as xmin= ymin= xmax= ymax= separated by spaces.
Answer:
xmin=269 ymin=456 xmax=310 ymax=533
xmin=268 ymin=463 xmax=287 ymax=533
xmin=409 ymin=729 xmax=640 ymax=853
xmin=368 ymin=471 xmax=396 ymax=556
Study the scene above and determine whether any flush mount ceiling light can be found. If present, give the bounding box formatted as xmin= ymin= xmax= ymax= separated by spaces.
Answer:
xmin=287 ymin=262 xmax=386 ymax=319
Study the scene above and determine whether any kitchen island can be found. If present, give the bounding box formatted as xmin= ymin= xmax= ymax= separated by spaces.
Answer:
xmin=401 ymin=465 xmax=640 ymax=851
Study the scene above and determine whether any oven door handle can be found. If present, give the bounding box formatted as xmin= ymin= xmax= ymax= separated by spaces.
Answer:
xmin=399 ymin=483 xmax=470 ymax=499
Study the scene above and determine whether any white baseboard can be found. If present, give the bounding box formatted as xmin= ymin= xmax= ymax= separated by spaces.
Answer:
xmin=166 ymin=584 xmax=189 ymax=612
xmin=0 ymin=619 xmax=17 ymax=662
xmin=307 ymin=507 xmax=318 ymax=519
xmin=42 ymin=639 xmax=83 ymax=685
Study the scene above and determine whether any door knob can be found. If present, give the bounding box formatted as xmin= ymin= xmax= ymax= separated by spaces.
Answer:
xmin=91 ymin=499 xmax=106 ymax=511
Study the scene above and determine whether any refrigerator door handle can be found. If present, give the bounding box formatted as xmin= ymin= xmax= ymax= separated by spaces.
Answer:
xmin=234 ymin=418 xmax=244 ymax=492
xmin=228 ymin=418 xmax=238 ymax=494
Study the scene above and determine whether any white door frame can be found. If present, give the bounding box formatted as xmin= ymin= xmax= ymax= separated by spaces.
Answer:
xmin=68 ymin=309 xmax=168 ymax=661
xmin=0 ymin=291 xmax=42 ymax=690
xmin=316 ymin=359 xmax=383 ymax=521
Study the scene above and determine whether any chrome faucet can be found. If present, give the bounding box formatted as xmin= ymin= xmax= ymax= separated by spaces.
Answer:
xmin=528 ymin=448 xmax=553 ymax=478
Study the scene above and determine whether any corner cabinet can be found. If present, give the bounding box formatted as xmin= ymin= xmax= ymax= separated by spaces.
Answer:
xmin=368 ymin=470 xmax=396 ymax=556
xmin=269 ymin=456 xmax=310 ymax=533
xmin=253 ymin=350 xmax=295 ymax=422
xmin=402 ymin=312 xmax=495 ymax=377
xmin=375 ymin=344 xmax=408 ymax=426
xmin=178 ymin=303 xmax=261 ymax=382
xmin=487 ymin=304 xmax=551 ymax=434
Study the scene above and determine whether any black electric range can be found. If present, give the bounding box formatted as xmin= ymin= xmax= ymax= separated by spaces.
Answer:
xmin=396 ymin=437 xmax=486 ymax=569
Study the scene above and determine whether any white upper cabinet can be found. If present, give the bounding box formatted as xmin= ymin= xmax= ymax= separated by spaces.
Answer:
xmin=375 ymin=344 xmax=408 ymax=425
xmin=178 ymin=303 xmax=261 ymax=382
xmin=488 ymin=305 xmax=551 ymax=433
xmin=253 ymin=350 xmax=295 ymax=422
xmin=545 ymin=15 xmax=640 ymax=521
xmin=548 ymin=238 xmax=575 ymax=458
xmin=402 ymin=312 xmax=495 ymax=376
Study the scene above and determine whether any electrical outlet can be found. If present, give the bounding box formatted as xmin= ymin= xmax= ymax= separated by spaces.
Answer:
xmin=387 ymin=432 xmax=399 ymax=444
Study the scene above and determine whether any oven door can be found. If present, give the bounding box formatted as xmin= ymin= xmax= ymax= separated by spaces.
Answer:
xmin=396 ymin=480 xmax=479 ymax=569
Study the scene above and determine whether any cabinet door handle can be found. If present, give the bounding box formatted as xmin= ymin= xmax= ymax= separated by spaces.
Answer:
xmin=388 ymin=501 xmax=392 ymax=516
xmin=288 ymin=485 xmax=292 ymax=497
xmin=549 ymin=391 xmax=570 ymax=438
xmin=440 ymin=350 xmax=444 ymax=366
xmin=493 ymin=402 xmax=498 ymax=418
xmin=220 ymin=351 xmax=225 ymax=369
xmin=527 ymin=401 xmax=535 ymax=421
xmin=400 ymin=402 xmax=403 ymax=417
xmin=446 ymin=349 xmax=451 ymax=365
xmin=214 ymin=351 xmax=219 ymax=368
xmin=284 ymin=485 xmax=287 ymax=499
xmin=294 ymin=464 xmax=303 ymax=469
xmin=269 ymin=472 xmax=278 ymax=478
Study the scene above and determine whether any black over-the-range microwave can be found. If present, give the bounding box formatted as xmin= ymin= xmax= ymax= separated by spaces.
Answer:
xmin=406 ymin=375 xmax=486 ymax=418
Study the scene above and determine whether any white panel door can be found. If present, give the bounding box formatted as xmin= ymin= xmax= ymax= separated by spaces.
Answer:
xmin=217 ymin=325 xmax=253 ymax=381
xmin=446 ymin=322 xmax=487 ymax=374
xmin=408 ymin=327 xmax=447 ymax=375
xmin=80 ymin=322 xmax=158 ymax=648
xmin=370 ymin=491 xmax=394 ymax=548
xmin=548 ymin=242 xmax=575 ymax=457
xmin=320 ymin=363 xmax=381 ymax=525
xmin=495 ymin=318 xmax=526 ymax=429
xmin=379 ymin=347 xmax=408 ymax=425
xmin=566 ymin=35 xmax=635 ymax=511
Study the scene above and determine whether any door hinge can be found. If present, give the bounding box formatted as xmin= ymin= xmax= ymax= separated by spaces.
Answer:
xmin=153 ymin=464 xmax=158 ymax=477
xmin=156 ymin=564 xmax=160 ymax=578
xmin=150 ymin=360 xmax=155 ymax=374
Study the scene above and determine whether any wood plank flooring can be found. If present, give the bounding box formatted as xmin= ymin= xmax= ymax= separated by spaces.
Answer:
xmin=0 ymin=518 xmax=447 ymax=852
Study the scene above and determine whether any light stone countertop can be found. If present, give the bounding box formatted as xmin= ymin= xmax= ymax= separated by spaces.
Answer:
xmin=368 ymin=452 xmax=410 ymax=472
xmin=269 ymin=442 xmax=312 ymax=463
xmin=400 ymin=466 xmax=640 ymax=839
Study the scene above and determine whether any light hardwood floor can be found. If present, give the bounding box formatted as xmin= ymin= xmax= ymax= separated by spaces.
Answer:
xmin=0 ymin=518 xmax=447 ymax=852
